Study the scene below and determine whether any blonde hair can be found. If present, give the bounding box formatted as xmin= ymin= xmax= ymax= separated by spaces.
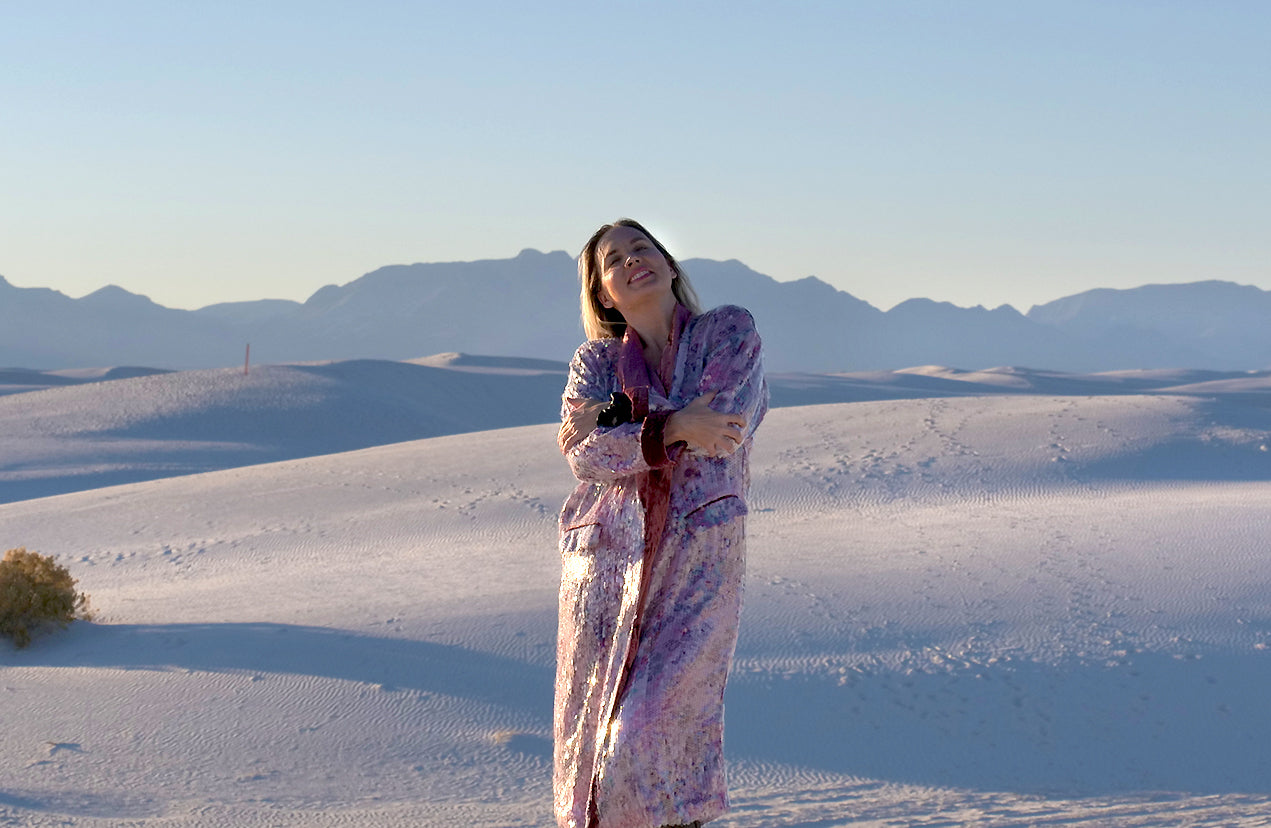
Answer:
xmin=577 ymin=218 xmax=702 ymax=340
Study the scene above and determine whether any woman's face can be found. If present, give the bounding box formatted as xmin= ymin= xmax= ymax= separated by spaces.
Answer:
xmin=594 ymin=225 xmax=677 ymax=315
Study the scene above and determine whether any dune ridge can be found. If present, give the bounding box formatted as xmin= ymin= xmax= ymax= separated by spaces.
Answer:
xmin=3 ymin=357 xmax=1268 ymax=505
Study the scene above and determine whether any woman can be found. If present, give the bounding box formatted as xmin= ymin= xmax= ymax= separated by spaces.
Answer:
xmin=554 ymin=219 xmax=768 ymax=828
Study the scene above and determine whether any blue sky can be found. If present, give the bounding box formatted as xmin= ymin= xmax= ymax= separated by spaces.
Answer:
xmin=2 ymin=1 xmax=1267 ymax=312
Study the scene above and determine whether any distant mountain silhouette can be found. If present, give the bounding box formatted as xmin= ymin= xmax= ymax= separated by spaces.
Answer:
xmin=194 ymin=298 xmax=303 ymax=325
xmin=0 ymin=275 xmax=234 ymax=367
xmin=3 ymin=259 xmax=1269 ymax=372
xmin=1027 ymin=281 xmax=1271 ymax=369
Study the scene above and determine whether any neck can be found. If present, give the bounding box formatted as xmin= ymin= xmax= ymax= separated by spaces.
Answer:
xmin=623 ymin=294 xmax=678 ymax=353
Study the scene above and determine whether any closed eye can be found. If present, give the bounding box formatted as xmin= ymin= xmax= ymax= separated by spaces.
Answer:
xmin=601 ymin=241 xmax=649 ymax=269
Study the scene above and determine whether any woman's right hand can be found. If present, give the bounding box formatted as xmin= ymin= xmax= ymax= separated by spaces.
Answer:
xmin=559 ymin=398 xmax=607 ymax=454
xmin=665 ymin=392 xmax=747 ymax=457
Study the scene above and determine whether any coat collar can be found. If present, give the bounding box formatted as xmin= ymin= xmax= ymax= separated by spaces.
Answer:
xmin=618 ymin=304 xmax=692 ymax=414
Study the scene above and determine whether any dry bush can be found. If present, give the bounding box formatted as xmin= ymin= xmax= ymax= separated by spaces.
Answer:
xmin=0 ymin=547 xmax=91 ymax=649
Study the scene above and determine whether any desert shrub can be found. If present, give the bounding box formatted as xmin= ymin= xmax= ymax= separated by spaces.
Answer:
xmin=0 ymin=548 xmax=91 ymax=649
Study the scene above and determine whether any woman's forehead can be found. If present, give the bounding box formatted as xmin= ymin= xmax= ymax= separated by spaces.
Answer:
xmin=598 ymin=225 xmax=648 ymax=254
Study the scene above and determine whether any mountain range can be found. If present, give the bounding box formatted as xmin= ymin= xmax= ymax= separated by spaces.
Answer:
xmin=4 ymin=250 xmax=1270 ymax=372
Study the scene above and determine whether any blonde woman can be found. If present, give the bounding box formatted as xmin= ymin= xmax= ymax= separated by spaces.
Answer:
xmin=555 ymin=219 xmax=768 ymax=828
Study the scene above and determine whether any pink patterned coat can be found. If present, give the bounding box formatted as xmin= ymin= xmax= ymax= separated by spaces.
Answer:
xmin=554 ymin=305 xmax=768 ymax=828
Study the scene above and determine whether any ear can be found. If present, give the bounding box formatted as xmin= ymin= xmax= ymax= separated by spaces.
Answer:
xmin=597 ymin=289 xmax=614 ymax=309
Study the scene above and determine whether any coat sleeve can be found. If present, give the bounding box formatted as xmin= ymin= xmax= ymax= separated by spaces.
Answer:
xmin=696 ymin=305 xmax=768 ymax=443
xmin=560 ymin=342 xmax=675 ymax=484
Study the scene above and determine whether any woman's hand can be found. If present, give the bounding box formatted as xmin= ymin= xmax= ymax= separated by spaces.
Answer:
xmin=559 ymin=398 xmax=607 ymax=453
xmin=665 ymin=392 xmax=747 ymax=457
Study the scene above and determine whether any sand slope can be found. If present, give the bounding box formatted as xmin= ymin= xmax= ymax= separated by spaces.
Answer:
xmin=4 ymin=358 xmax=1268 ymax=505
xmin=3 ymin=390 xmax=1271 ymax=826
xmin=0 ymin=359 xmax=568 ymax=503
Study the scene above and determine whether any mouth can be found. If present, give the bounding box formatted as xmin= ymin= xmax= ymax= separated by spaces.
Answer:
xmin=628 ymin=268 xmax=654 ymax=285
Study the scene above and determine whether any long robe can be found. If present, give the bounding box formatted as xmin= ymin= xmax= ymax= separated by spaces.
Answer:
xmin=554 ymin=304 xmax=768 ymax=828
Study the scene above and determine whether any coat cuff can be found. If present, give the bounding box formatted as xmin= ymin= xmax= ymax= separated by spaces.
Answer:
xmin=641 ymin=410 xmax=679 ymax=468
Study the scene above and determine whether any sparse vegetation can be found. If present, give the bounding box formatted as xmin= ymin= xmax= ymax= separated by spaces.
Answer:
xmin=0 ymin=548 xmax=91 ymax=648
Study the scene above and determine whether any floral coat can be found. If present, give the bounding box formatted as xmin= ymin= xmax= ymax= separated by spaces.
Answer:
xmin=554 ymin=304 xmax=768 ymax=828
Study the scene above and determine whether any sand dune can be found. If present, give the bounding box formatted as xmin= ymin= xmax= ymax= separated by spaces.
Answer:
xmin=408 ymin=353 xmax=571 ymax=374
xmin=3 ymin=357 xmax=1268 ymax=505
xmin=3 ymin=387 xmax=1271 ymax=826
xmin=0 ymin=360 xmax=568 ymax=503
xmin=0 ymin=367 xmax=172 ymax=397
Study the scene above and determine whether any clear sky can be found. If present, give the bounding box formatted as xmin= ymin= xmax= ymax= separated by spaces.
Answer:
xmin=2 ymin=1 xmax=1267 ymax=312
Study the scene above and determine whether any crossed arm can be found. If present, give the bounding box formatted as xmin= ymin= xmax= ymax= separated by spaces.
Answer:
xmin=558 ymin=307 xmax=766 ymax=482
xmin=559 ymin=392 xmax=745 ymax=457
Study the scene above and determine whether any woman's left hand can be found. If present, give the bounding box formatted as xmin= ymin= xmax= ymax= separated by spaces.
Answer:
xmin=559 ymin=398 xmax=607 ymax=453
xmin=664 ymin=392 xmax=747 ymax=457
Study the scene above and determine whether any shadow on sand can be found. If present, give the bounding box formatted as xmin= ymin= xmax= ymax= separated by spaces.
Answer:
xmin=726 ymin=648 xmax=1271 ymax=796
xmin=16 ymin=620 xmax=1271 ymax=798
xmin=15 ymin=621 xmax=554 ymax=716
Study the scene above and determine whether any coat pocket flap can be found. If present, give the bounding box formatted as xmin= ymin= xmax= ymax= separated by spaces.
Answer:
xmin=683 ymin=494 xmax=748 ymax=531
xmin=560 ymin=521 xmax=603 ymax=555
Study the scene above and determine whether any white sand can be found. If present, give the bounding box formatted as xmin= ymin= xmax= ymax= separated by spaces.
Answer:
xmin=3 ymin=366 xmax=1271 ymax=826
xmin=0 ymin=360 xmax=569 ymax=503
